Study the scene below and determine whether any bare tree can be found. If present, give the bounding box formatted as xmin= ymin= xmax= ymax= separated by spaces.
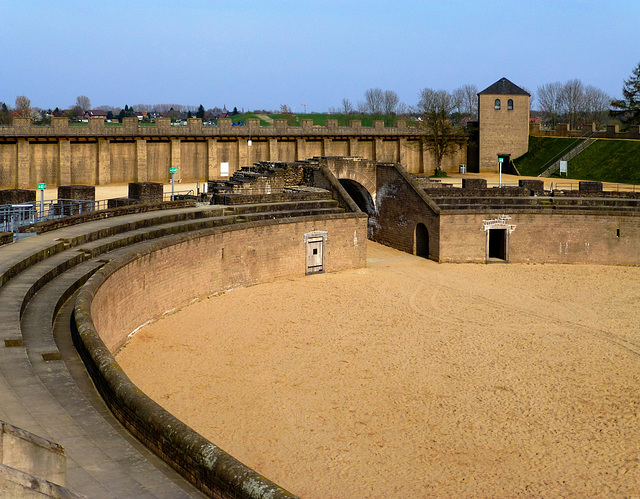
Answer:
xmin=559 ymin=79 xmax=585 ymax=129
xmin=452 ymin=84 xmax=478 ymax=119
xmin=75 ymin=95 xmax=91 ymax=112
xmin=414 ymin=88 xmax=464 ymax=174
xmin=583 ymin=85 xmax=610 ymax=128
xmin=361 ymin=88 xmax=384 ymax=115
xmin=383 ymin=90 xmax=400 ymax=116
xmin=537 ymin=82 xmax=563 ymax=128
xmin=15 ymin=95 xmax=31 ymax=118
xmin=340 ymin=98 xmax=354 ymax=114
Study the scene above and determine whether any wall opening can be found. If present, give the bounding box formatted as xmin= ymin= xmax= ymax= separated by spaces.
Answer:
xmin=415 ymin=223 xmax=429 ymax=258
xmin=488 ymin=228 xmax=507 ymax=260
xmin=338 ymin=179 xmax=375 ymax=216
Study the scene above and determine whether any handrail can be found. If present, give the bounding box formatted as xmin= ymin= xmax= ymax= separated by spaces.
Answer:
xmin=536 ymin=129 xmax=595 ymax=176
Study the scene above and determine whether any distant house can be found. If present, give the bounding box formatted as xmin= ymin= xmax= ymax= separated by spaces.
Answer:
xmin=84 ymin=110 xmax=108 ymax=120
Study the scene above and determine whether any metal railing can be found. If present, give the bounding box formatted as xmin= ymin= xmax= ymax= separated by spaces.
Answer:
xmin=1 ymin=191 xmax=198 ymax=238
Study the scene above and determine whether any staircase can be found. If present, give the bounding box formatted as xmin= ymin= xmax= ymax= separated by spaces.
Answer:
xmin=538 ymin=135 xmax=597 ymax=177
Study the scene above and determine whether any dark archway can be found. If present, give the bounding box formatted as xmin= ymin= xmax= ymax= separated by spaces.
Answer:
xmin=415 ymin=223 xmax=429 ymax=258
xmin=339 ymin=179 xmax=375 ymax=216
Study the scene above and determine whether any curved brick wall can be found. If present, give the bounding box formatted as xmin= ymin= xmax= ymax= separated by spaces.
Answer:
xmin=73 ymin=216 xmax=366 ymax=498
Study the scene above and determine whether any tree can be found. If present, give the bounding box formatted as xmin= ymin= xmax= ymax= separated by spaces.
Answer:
xmin=558 ymin=79 xmax=585 ymax=129
xmin=583 ymin=85 xmax=610 ymax=128
xmin=360 ymin=88 xmax=384 ymax=115
xmin=382 ymin=90 xmax=400 ymax=116
xmin=611 ymin=62 xmax=640 ymax=126
xmin=196 ymin=104 xmax=205 ymax=119
xmin=15 ymin=95 xmax=31 ymax=118
xmin=76 ymin=95 xmax=91 ymax=112
xmin=414 ymin=88 xmax=464 ymax=174
xmin=452 ymin=84 xmax=478 ymax=120
xmin=340 ymin=98 xmax=354 ymax=115
xmin=537 ymin=82 xmax=563 ymax=128
xmin=0 ymin=102 xmax=11 ymax=124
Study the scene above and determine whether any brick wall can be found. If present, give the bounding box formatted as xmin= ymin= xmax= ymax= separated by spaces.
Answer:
xmin=479 ymin=93 xmax=530 ymax=171
xmin=90 ymin=217 xmax=366 ymax=353
xmin=439 ymin=211 xmax=640 ymax=264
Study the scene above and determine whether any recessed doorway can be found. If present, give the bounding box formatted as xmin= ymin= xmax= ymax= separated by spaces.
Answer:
xmin=415 ymin=223 xmax=429 ymax=258
xmin=488 ymin=228 xmax=507 ymax=261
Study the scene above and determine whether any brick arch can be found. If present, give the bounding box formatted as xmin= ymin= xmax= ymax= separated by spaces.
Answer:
xmin=336 ymin=171 xmax=376 ymax=207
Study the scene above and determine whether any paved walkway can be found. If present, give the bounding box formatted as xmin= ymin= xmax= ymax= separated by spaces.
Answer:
xmin=0 ymin=207 xmax=213 ymax=497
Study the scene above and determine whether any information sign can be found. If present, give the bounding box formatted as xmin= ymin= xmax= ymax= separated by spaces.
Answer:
xmin=169 ymin=167 xmax=177 ymax=174
xmin=38 ymin=183 xmax=47 ymax=190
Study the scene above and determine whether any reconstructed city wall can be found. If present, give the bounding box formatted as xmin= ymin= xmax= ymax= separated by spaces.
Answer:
xmin=73 ymin=215 xmax=366 ymax=498
xmin=438 ymin=211 xmax=640 ymax=264
xmin=0 ymin=117 xmax=467 ymax=189
xmin=530 ymin=122 xmax=640 ymax=139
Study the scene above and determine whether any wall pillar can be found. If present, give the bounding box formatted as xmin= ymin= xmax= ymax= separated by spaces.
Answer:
xmin=58 ymin=139 xmax=71 ymax=186
xmin=17 ymin=139 xmax=30 ymax=189
xmin=374 ymin=138 xmax=384 ymax=161
xmin=349 ymin=138 xmax=359 ymax=157
xmin=136 ymin=139 xmax=148 ymax=182
xmin=268 ymin=138 xmax=279 ymax=161
xmin=322 ymin=138 xmax=333 ymax=157
xmin=170 ymin=139 xmax=181 ymax=178
xmin=398 ymin=138 xmax=407 ymax=167
xmin=97 ymin=139 xmax=110 ymax=185
xmin=238 ymin=138 xmax=249 ymax=170
xmin=296 ymin=138 xmax=306 ymax=161
xmin=206 ymin=138 xmax=218 ymax=179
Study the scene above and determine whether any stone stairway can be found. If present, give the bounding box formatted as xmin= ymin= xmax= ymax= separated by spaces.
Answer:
xmin=0 ymin=193 xmax=343 ymax=497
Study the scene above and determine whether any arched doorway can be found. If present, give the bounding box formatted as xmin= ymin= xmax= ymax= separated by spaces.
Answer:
xmin=339 ymin=179 xmax=375 ymax=216
xmin=415 ymin=223 xmax=429 ymax=258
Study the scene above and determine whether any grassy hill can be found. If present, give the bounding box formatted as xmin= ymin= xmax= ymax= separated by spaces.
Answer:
xmin=561 ymin=139 xmax=640 ymax=184
xmin=514 ymin=136 xmax=640 ymax=185
xmin=513 ymin=136 xmax=585 ymax=176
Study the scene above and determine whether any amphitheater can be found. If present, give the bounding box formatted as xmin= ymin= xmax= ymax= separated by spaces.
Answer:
xmin=0 ymin=156 xmax=639 ymax=498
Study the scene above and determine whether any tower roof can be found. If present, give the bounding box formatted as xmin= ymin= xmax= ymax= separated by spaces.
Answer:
xmin=478 ymin=77 xmax=530 ymax=96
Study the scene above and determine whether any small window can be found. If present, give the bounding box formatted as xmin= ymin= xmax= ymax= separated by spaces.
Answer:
xmin=494 ymin=99 xmax=501 ymax=110
xmin=508 ymin=99 xmax=514 ymax=110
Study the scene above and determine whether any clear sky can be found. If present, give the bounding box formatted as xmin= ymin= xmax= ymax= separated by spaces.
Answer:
xmin=3 ymin=0 xmax=639 ymax=112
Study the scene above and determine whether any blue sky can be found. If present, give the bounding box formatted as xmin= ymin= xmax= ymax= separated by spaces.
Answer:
xmin=3 ymin=0 xmax=639 ymax=112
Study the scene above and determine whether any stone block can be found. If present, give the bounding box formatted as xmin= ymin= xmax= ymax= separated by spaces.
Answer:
xmin=0 ymin=189 xmax=36 ymax=205
xmin=462 ymin=178 xmax=487 ymax=189
xmin=128 ymin=182 xmax=163 ymax=202
xmin=58 ymin=185 xmax=95 ymax=201
xmin=518 ymin=179 xmax=544 ymax=194
xmin=579 ymin=181 xmax=603 ymax=193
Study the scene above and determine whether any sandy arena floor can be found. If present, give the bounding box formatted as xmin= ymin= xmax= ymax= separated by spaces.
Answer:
xmin=115 ymin=242 xmax=640 ymax=498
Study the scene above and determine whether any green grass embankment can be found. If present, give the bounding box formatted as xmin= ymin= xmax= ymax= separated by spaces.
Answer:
xmin=561 ymin=139 xmax=640 ymax=185
xmin=513 ymin=136 xmax=584 ymax=176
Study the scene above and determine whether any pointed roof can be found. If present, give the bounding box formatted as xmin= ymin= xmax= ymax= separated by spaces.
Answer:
xmin=478 ymin=77 xmax=530 ymax=96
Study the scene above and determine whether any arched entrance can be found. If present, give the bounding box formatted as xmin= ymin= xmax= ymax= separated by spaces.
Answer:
xmin=339 ymin=179 xmax=375 ymax=216
xmin=415 ymin=223 xmax=429 ymax=258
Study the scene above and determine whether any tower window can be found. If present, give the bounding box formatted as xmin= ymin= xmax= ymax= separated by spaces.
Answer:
xmin=494 ymin=99 xmax=501 ymax=110
xmin=508 ymin=99 xmax=514 ymax=110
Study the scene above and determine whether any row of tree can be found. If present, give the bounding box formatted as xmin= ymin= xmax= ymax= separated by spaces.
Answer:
xmin=536 ymin=80 xmax=611 ymax=129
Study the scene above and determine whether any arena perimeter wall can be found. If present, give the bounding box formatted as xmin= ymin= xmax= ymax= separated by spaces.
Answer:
xmin=438 ymin=211 xmax=640 ymax=264
xmin=73 ymin=215 xmax=367 ymax=498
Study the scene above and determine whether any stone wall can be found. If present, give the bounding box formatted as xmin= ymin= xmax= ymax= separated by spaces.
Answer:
xmin=73 ymin=215 xmax=366 ymax=498
xmin=0 ymin=118 xmax=468 ymax=189
xmin=438 ymin=211 xmax=640 ymax=264
xmin=530 ymin=122 xmax=640 ymax=139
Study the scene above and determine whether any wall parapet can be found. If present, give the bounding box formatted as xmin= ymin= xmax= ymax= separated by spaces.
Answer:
xmin=530 ymin=122 xmax=640 ymax=140
xmin=1 ymin=117 xmax=430 ymax=140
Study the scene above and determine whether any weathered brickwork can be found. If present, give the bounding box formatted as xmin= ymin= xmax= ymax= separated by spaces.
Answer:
xmin=478 ymin=79 xmax=530 ymax=172
xmin=438 ymin=212 xmax=640 ymax=264
xmin=0 ymin=117 xmax=468 ymax=189
xmin=90 ymin=217 xmax=367 ymax=353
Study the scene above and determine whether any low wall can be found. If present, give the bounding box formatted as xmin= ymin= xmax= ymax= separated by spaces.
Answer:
xmin=439 ymin=211 xmax=640 ymax=264
xmin=73 ymin=215 xmax=367 ymax=498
